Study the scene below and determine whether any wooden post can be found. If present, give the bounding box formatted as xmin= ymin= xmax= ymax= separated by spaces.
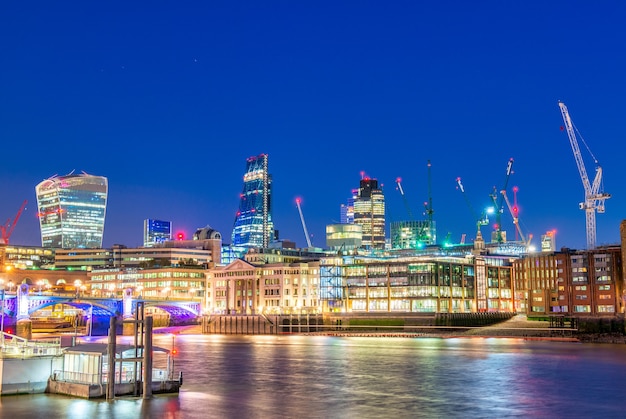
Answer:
xmin=107 ymin=316 xmax=117 ymax=400
xmin=143 ymin=316 xmax=153 ymax=399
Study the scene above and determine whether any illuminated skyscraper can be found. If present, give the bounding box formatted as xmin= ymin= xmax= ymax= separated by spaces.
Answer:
xmin=143 ymin=219 xmax=172 ymax=247
xmin=353 ymin=178 xmax=385 ymax=249
xmin=231 ymin=154 xmax=274 ymax=248
xmin=340 ymin=189 xmax=358 ymax=224
xmin=35 ymin=172 xmax=108 ymax=249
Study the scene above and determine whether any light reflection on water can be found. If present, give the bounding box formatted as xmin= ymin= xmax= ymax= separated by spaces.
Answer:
xmin=1 ymin=335 xmax=625 ymax=418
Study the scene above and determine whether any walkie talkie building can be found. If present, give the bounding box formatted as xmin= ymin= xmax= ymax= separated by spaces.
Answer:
xmin=35 ymin=172 xmax=108 ymax=249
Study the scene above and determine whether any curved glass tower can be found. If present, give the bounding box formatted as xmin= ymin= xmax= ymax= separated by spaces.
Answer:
xmin=231 ymin=154 xmax=274 ymax=248
xmin=35 ymin=172 xmax=108 ymax=249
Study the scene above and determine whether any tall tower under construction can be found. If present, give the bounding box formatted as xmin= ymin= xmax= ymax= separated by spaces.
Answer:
xmin=231 ymin=154 xmax=274 ymax=248
xmin=354 ymin=177 xmax=385 ymax=249
xmin=35 ymin=172 xmax=108 ymax=249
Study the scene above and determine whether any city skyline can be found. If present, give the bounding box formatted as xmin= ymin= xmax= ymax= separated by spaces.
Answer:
xmin=2 ymin=2 xmax=626 ymax=250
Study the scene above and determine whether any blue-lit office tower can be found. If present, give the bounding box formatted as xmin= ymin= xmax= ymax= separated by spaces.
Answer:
xmin=340 ymin=189 xmax=358 ymax=224
xmin=144 ymin=219 xmax=172 ymax=247
xmin=231 ymin=154 xmax=274 ymax=248
xmin=35 ymin=172 xmax=108 ymax=249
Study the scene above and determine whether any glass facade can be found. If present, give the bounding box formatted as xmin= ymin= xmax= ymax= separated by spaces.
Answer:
xmin=231 ymin=154 xmax=274 ymax=248
xmin=340 ymin=189 xmax=357 ymax=224
xmin=353 ymin=178 xmax=385 ymax=249
xmin=318 ymin=254 xmax=504 ymax=314
xmin=144 ymin=219 xmax=172 ymax=247
xmin=36 ymin=173 xmax=108 ymax=249
xmin=390 ymin=220 xmax=436 ymax=249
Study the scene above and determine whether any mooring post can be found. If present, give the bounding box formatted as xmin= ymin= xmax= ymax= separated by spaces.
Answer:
xmin=107 ymin=316 xmax=117 ymax=400
xmin=143 ymin=315 xmax=153 ymax=399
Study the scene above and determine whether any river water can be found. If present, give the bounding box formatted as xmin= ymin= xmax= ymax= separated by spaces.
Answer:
xmin=1 ymin=334 xmax=625 ymax=418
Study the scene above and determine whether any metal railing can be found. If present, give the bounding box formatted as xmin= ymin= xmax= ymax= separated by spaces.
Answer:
xmin=52 ymin=368 xmax=172 ymax=385
xmin=0 ymin=332 xmax=64 ymax=357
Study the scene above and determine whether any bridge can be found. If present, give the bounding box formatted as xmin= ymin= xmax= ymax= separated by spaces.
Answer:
xmin=0 ymin=284 xmax=201 ymax=336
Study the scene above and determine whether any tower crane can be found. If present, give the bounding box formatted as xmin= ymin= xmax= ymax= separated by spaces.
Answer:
xmin=394 ymin=178 xmax=414 ymax=220
xmin=456 ymin=177 xmax=488 ymax=234
xmin=0 ymin=200 xmax=27 ymax=245
xmin=424 ymin=160 xmax=435 ymax=244
xmin=489 ymin=158 xmax=514 ymax=243
xmin=558 ymin=101 xmax=610 ymax=249
xmin=501 ymin=187 xmax=532 ymax=248
xmin=295 ymin=197 xmax=313 ymax=248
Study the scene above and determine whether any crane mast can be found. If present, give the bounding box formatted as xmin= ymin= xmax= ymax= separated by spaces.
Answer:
xmin=295 ymin=198 xmax=312 ymax=248
xmin=489 ymin=158 xmax=514 ymax=244
xmin=424 ymin=160 xmax=435 ymax=244
xmin=558 ymin=101 xmax=610 ymax=249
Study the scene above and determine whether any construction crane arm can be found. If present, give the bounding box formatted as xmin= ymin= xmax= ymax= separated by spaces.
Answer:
xmin=500 ymin=190 xmax=527 ymax=245
xmin=558 ymin=102 xmax=592 ymax=193
xmin=457 ymin=177 xmax=488 ymax=228
xmin=558 ymin=101 xmax=610 ymax=249
xmin=295 ymin=198 xmax=312 ymax=248
xmin=0 ymin=200 xmax=27 ymax=245
xmin=395 ymin=178 xmax=413 ymax=220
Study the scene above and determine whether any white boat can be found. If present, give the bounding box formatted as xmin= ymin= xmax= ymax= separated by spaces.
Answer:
xmin=0 ymin=332 xmax=64 ymax=395
xmin=0 ymin=332 xmax=182 ymax=398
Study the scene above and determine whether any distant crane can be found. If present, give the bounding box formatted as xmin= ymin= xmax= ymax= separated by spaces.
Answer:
xmin=558 ymin=101 xmax=610 ymax=249
xmin=489 ymin=158 xmax=514 ymax=243
xmin=501 ymin=187 xmax=532 ymax=248
xmin=394 ymin=177 xmax=414 ymax=220
xmin=0 ymin=200 xmax=27 ymax=245
xmin=295 ymin=197 xmax=312 ymax=248
xmin=456 ymin=177 xmax=489 ymax=234
xmin=424 ymin=160 xmax=435 ymax=244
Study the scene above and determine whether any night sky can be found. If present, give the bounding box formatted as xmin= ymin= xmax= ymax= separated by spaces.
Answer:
xmin=1 ymin=2 xmax=625 ymax=251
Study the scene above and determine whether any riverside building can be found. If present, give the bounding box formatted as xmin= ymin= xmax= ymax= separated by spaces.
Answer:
xmin=87 ymin=267 xmax=205 ymax=301
xmin=35 ymin=172 xmax=108 ymax=249
xmin=205 ymin=258 xmax=321 ymax=315
xmin=513 ymin=245 xmax=623 ymax=316
xmin=319 ymin=248 xmax=515 ymax=314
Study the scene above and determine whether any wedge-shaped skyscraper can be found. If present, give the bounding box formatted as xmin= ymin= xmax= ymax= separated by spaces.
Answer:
xmin=36 ymin=172 xmax=108 ymax=249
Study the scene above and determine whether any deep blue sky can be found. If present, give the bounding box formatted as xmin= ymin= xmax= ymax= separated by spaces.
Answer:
xmin=1 ymin=1 xmax=625 ymax=250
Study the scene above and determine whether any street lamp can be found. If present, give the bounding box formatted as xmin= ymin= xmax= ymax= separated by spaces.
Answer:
xmin=74 ymin=280 xmax=82 ymax=299
xmin=161 ymin=287 xmax=171 ymax=300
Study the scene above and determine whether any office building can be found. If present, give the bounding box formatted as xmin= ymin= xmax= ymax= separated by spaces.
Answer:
xmin=325 ymin=224 xmax=362 ymax=251
xmin=231 ymin=154 xmax=275 ymax=248
xmin=54 ymin=245 xmax=213 ymax=270
xmin=35 ymin=172 xmax=108 ymax=249
xmin=353 ymin=178 xmax=385 ymax=249
xmin=340 ymin=189 xmax=358 ymax=224
xmin=144 ymin=219 xmax=172 ymax=247
xmin=390 ymin=220 xmax=436 ymax=249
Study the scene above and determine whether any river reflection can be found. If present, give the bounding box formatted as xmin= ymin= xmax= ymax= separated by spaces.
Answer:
xmin=1 ymin=335 xmax=625 ymax=418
